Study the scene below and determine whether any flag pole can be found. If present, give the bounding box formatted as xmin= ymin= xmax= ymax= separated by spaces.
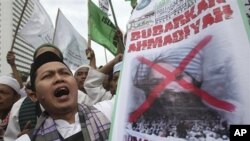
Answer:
xmin=108 ymin=0 xmax=118 ymax=28
xmin=10 ymin=0 xmax=29 ymax=51
xmin=52 ymin=9 xmax=61 ymax=44
xmin=108 ymin=0 xmax=125 ymax=54
xmin=104 ymin=48 xmax=108 ymax=63
xmin=87 ymin=0 xmax=92 ymax=59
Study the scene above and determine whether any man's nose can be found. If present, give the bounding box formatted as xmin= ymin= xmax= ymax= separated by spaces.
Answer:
xmin=81 ymin=74 xmax=87 ymax=79
xmin=54 ymin=73 xmax=64 ymax=83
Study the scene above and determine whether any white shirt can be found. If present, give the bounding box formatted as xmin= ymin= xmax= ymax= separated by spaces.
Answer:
xmin=93 ymin=96 xmax=116 ymax=121
xmin=83 ymin=67 xmax=112 ymax=105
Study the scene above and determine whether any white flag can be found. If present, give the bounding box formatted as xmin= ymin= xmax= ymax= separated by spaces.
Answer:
xmin=53 ymin=9 xmax=89 ymax=71
xmin=18 ymin=0 xmax=54 ymax=48
xmin=99 ymin=0 xmax=109 ymax=13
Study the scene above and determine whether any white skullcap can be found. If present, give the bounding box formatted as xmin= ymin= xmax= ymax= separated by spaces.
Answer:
xmin=0 ymin=75 xmax=20 ymax=94
xmin=113 ymin=62 xmax=122 ymax=74
xmin=74 ymin=64 xmax=91 ymax=75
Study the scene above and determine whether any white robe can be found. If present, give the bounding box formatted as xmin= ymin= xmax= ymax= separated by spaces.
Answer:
xmin=81 ymin=67 xmax=112 ymax=106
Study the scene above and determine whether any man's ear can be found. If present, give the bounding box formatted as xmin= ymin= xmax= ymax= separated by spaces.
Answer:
xmin=26 ymin=88 xmax=37 ymax=102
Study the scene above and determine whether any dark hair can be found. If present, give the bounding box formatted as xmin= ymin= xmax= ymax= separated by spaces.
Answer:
xmin=33 ymin=43 xmax=63 ymax=60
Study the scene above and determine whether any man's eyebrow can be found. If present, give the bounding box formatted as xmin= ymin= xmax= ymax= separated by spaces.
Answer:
xmin=59 ymin=67 xmax=73 ymax=74
xmin=40 ymin=67 xmax=68 ymax=74
xmin=40 ymin=69 xmax=54 ymax=76
xmin=59 ymin=67 xmax=69 ymax=71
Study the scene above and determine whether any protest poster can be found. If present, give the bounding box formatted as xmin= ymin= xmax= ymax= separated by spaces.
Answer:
xmin=244 ymin=0 xmax=250 ymax=24
xmin=110 ymin=0 xmax=250 ymax=141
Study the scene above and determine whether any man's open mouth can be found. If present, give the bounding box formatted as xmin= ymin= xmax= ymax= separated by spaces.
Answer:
xmin=54 ymin=87 xmax=69 ymax=97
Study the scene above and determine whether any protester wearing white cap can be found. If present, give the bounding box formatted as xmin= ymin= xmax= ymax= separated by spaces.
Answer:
xmin=110 ymin=61 xmax=122 ymax=95
xmin=0 ymin=75 xmax=20 ymax=139
xmin=74 ymin=48 xmax=97 ymax=94
xmin=73 ymin=53 xmax=124 ymax=121
xmin=73 ymin=53 xmax=122 ymax=106
xmin=93 ymin=56 xmax=123 ymax=121
xmin=74 ymin=64 xmax=91 ymax=94
xmin=0 ymin=76 xmax=20 ymax=94
xmin=73 ymin=64 xmax=113 ymax=106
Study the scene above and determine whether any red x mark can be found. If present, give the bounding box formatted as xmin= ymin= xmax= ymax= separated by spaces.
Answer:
xmin=129 ymin=35 xmax=235 ymax=122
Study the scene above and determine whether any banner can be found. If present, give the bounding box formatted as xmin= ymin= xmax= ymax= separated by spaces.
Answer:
xmin=89 ymin=0 xmax=117 ymax=55
xmin=111 ymin=0 xmax=250 ymax=141
xmin=244 ymin=0 xmax=250 ymax=24
xmin=99 ymin=0 xmax=109 ymax=13
xmin=18 ymin=0 xmax=53 ymax=48
xmin=53 ymin=10 xmax=89 ymax=71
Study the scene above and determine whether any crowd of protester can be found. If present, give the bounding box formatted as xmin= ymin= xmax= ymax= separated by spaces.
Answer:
xmin=0 ymin=30 xmax=123 ymax=140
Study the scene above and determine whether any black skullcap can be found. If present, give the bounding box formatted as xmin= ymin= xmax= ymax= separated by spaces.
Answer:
xmin=30 ymin=51 xmax=65 ymax=91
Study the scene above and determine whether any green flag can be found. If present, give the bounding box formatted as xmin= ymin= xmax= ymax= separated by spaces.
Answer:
xmin=89 ymin=0 xmax=117 ymax=55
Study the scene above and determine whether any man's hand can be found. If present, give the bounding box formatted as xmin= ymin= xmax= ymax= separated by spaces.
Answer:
xmin=86 ymin=48 xmax=95 ymax=60
xmin=6 ymin=51 xmax=16 ymax=66
xmin=114 ymin=53 xmax=123 ymax=65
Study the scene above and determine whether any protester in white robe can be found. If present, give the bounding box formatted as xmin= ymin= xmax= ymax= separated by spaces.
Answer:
xmin=75 ymin=54 xmax=123 ymax=106
xmin=0 ymin=76 xmax=21 ymax=140
xmin=74 ymin=65 xmax=112 ymax=106
xmin=94 ymin=61 xmax=123 ymax=121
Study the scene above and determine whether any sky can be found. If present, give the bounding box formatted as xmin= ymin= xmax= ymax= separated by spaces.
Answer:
xmin=40 ymin=0 xmax=132 ymax=67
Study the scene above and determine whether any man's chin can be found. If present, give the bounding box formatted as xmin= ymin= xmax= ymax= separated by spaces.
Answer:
xmin=55 ymin=105 xmax=76 ymax=113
